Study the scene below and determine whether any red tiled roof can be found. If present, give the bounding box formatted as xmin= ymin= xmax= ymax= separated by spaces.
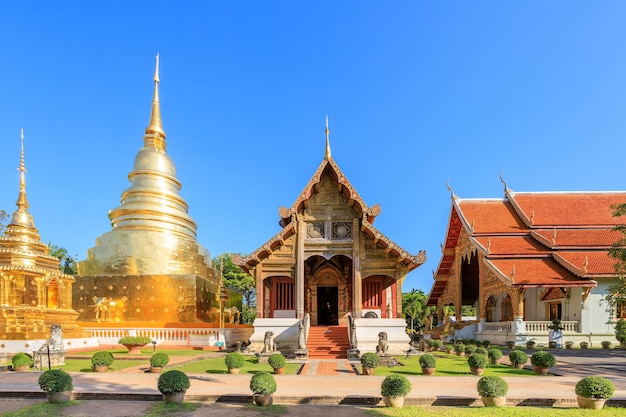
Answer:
xmin=532 ymin=229 xmax=619 ymax=248
xmin=457 ymin=200 xmax=527 ymax=234
xmin=509 ymin=192 xmax=626 ymax=227
xmin=473 ymin=236 xmax=549 ymax=256
xmin=553 ymin=251 xmax=617 ymax=277
xmin=486 ymin=258 xmax=596 ymax=287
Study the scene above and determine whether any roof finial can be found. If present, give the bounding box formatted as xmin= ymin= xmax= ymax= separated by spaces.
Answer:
xmin=16 ymin=128 xmax=29 ymax=210
xmin=500 ymin=171 xmax=510 ymax=197
xmin=324 ymin=115 xmax=331 ymax=160
xmin=144 ymin=53 xmax=166 ymax=151
xmin=446 ymin=178 xmax=457 ymax=200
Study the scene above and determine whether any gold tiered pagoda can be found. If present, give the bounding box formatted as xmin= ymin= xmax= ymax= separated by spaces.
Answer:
xmin=0 ymin=131 xmax=84 ymax=340
xmin=74 ymin=56 xmax=227 ymax=323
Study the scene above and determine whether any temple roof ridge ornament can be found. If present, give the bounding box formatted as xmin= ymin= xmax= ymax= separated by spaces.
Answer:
xmin=446 ymin=178 xmax=457 ymax=200
xmin=324 ymin=115 xmax=331 ymax=161
xmin=500 ymin=171 xmax=511 ymax=197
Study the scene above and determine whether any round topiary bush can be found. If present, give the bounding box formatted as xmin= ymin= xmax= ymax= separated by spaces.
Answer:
xmin=506 ymin=341 xmax=515 ymax=349
xmin=476 ymin=347 xmax=488 ymax=356
xmin=157 ymin=370 xmax=190 ymax=395
xmin=12 ymin=352 xmax=33 ymax=369
xmin=468 ymin=353 xmax=488 ymax=369
xmin=481 ymin=340 xmax=491 ymax=348
xmin=381 ymin=374 xmax=411 ymax=398
xmin=580 ymin=341 xmax=589 ymax=349
xmin=531 ymin=351 xmax=556 ymax=368
xmin=454 ymin=343 xmax=465 ymax=353
xmin=225 ymin=352 xmax=245 ymax=369
xmin=508 ymin=350 xmax=527 ymax=367
xmin=91 ymin=351 xmax=114 ymax=367
xmin=488 ymin=348 xmax=503 ymax=361
xmin=249 ymin=371 xmax=277 ymax=395
xmin=38 ymin=369 xmax=73 ymax=393
xmin=360 ymin=352 xmax=380 ymax=369
xmin=445 ymin=344 xmax=454 ymax=353
xmin=419 ymin=354 xmax=436 ymax=369
xmin=526 ymin=340 xmax=536 ymax=349
xmin=118 ymin=336 xmax=152 ymax=346
xmin=150 ymin=352 xmax=169 ymax=368
xmin=430 ymin=340 xmax=443 ymax=350
xmin=464 ymin=345 xmax=477 ymax=355
xmin=575 ymin=376 xmax=615 ymax=399
xmin=268 ymin=353 xmax=286 ymax=370
xmin=477 ymin=376 xmax=508 ymax=398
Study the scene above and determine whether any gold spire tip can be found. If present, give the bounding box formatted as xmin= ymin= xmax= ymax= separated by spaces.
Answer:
xmin=324 ymin=115 xmax=331 ymax=160
xmin=154 ymin=53 xmax=160 ymax=84
xmin=19 ymin=128 xmax=26 ymax=172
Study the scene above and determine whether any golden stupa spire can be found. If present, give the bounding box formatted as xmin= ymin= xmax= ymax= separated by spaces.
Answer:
xmin=16 ymin=128 xmax=29 ymax=211
xmin=144 ymin=53 xmax=166 ymax=152
xmin=324 ymin=115 xmax=332 ymax=160
xmin=7 ymin=128 xmax=38 ymax=234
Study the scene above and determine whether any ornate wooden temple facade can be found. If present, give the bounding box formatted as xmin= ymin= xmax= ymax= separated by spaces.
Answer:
xmin=427 ymin=180 xmax=625 ymax=345
xmin=239 ymin=122 xmax=426 ymax=327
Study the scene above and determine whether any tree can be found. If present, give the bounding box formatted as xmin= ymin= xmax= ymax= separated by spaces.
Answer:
xmin=608 ymin=203 xmax=626 ymax=309
xmin=0 ymin=209 xmax=8 ymax=236
xmin=48 ymin=244 xmax=78 ymax=275
xmin=402 ymin=289 xmax=432 ymax=335
xmin=214 ymin=253 xmax=256 ymax=324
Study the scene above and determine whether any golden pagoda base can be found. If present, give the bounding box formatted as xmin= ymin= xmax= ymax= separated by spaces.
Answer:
xmin=0 ymin=306 xmax=89 ymax=341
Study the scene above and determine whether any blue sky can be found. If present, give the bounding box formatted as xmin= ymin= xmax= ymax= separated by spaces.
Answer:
xmin=1 ymin=2 xmax=625 ymax=294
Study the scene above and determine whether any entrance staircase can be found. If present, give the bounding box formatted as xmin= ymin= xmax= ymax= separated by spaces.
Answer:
xmin=306 ymin=325 xmax=350 ymax=359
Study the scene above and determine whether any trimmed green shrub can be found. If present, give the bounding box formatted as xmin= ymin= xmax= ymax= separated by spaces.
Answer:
xmin=531 ymin=351 xmax=556 ymax=368
xmin=508 ymin=350 xmax=527 ymax=367
xmin=601 ymin=341 xmax=611 ymax=349
xmin=419 ymin=354 xmax=436 ymax=369
xmin=118 ymin=336 xmax=152 ymax=346
xmin=381 ymin=374 xmax=411 ymax=398
xmin=360 ymin=352 xmax=380 ymax=369
xmin=506 ymin=341 xmax=515 ymax=348
xmin=477 ymin=376 xmax=508 ymax=398
xmin=481 ymin=340 xmax=491 ymax=348
xmin=38 ymin=369 xmax=73 ymax=393
xmin=150 ymin=352 xmax=169 ymax=368
xmin=548 ymin=318 xmax=564 ymax=331
xmin=526 ymin=340 xmax=536 ymax=349
xmin=444 ymin=344 xmax=454 ymax=353
xmin=91 ymin=351 xmax=114 ymax=367
xmin=615 ymin=319 xmax=626 ymax=344
xmin=430 ymin=340 xmax=443 ymax=350
xmin=224 ymin=352 xmax=245 ymax=369
xmin=488 ymin=348 xmax=503 ymax=361
xmin=464 ymin=345 xmax=477 ymax=355
xmin=249 ymin=371 xmax=277 ymax=395
xmin=565 ymin=341 xmax=574 ymax=348
xmin=12 ymin=352 xmax=33 ymax=368
xmin=575 ymin=376 xmax=615 ymax=399
xmin=468 ymin=353 xmax=487 ymax=369
xmin=476 ymin=347 xmax=488 ymax=356
xmin=580 ymin=341 xmax=589 ymax=349
xmin=455 ymin=338 xmax=465 ymax=344
xmin=157 ymin=370 xmax=190 ymax=395
xmin=454 ymin=343 xmax=465 ymax=353
xmin=268 ymin=353 xmax=286 ymax=370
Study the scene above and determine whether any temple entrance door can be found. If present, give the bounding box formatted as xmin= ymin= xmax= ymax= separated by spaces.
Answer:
xmin=317 ymin=286 xmax=338 ymax=325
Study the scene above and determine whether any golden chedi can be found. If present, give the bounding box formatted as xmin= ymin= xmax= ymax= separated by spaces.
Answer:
xmin=75 ymin=56 xmax=221 ymax=323
xmin=0 ymin=130 xmax=84 ymax=340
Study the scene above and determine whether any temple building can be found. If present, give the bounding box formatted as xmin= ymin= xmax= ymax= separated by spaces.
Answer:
xmin=73 ymin=56 xmax=235 ymax=324
xmin=238 ymin=120 xmax=426 ymax=355
xmin=0 ymin=131 xmax=87 ymax=349
xmin=427 ymin=179 xmax=625 ymax=346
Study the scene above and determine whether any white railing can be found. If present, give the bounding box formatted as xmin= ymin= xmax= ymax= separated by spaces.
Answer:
xmin=483 ymin=322 xmax=511 ymax=332
xmin=525 ymin=321 xmax=579 ymax=333
xmin=83 ymin=327 xmax=220 ymax=345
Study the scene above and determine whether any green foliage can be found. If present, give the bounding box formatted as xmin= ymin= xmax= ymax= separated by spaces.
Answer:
xmin=118 ymin=336 xmax=152 ymax=346
xmin=580 ymin=341 xmax=589 ymax=349
xmin=419 ymin=354 xmax=436 ymax=369
xmin=477 ymin=376 xmax=508 ymax=398
xmin=224 ymin=352 xmax=245 ymax=369
xmin=464 ymin=345 xmax=477 ymax=355
xmin=91 ymin=351 xmax=114 ymax=366
xmin=565 ymin=341 xmax=574 ymax=348
xmin=506 ymin=341 xmax=515 ymax=348
xmin=488 ymin=349 xmax=503 ymax=360
xmin=575 ymin=376 xmax=615 ymax=399
xmin=454 ymin=344 xmax=465 ymax=353
xmin=508 ymin=350 xmax=527 ymax=367
xmin=268 ymin=353 xmax=286 ymax=370
xmin=607 ymin=203 xmax=626 ymax=308
xmin=476 ymin=347 xmax=488 ymax=356
xmin=444 ymin=345 xmax=454 ymax=353
xmin=481 ymin=340 xmax=491 ymax=348
xmin=215 ymin=253 xmax=256 ymax=323
xmin=157 ymin=370 xmax=190 ymax=395
xmin=360 ymin=352 xmax=380 ymax=368
xmin=12 ymin=352 xmax=33 ymax=368
xmin=526 ymin=340 xmax=536 ymax=349
xmin=150 ymin=352 xmax=169 ymax=368
xmin=601 ymin=341 xmax=612 ymax=349
xmin=428 ymin=340 xmax=443 ymax=349
xmin=380 ymin=374 xmax=411 ymax=398
xmin=48 ymin=244 xmax=78 ymax=275
xmin=402 ymin=289 xmax=433 ymax=333
xmin=615 ymin=319 xmax=626 ymax=344
xmin=249 ymin=371 xmax=277 ymax=395
xmin=0 ymin=209 xmax=8 ymax=236
xmin=468 ymin=353 xmax=487 ymax=368
xmin=548 ymin=318 xmax=564 ymax=331
xmin=38 ymin=369 xmax=73 ymax=393
xmin=530 ymin=351 xmax=555 ymax=368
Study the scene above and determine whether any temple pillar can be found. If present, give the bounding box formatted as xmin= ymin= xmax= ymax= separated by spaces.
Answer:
xmin=295 ymin=216 xmax=305 ymax=319
xmin=352 ymin=217 xmax=362 ymax=317
xmin=255 ymin=263 xmax=263 ymax=318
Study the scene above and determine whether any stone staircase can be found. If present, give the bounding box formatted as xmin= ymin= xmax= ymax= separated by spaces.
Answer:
xmin=306 ymin=325 xmax=350 ymax=359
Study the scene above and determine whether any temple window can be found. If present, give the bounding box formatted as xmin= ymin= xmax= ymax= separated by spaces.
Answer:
xmin=362 ymin=277 xmax=382 ymax=308
xmin=272 ymin=278 xmax=294 ymax=311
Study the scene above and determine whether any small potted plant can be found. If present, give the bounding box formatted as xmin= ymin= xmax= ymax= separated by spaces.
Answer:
xmin=580 ymin=341 xmax=589 ymax=349
xmin=430 ymin=340 xmax=443 ymax=351
xmin=157 ymin=370 xmax=190 ymax=403
xmin=444 ymin=344 xmax=454 ymax=354
xmin=530 ymin=351 xmax=555 ymax=375
xmin=360 ymin=352 xmax=380 ymax=375
xmin=601 ymin=341 xmax=611 ymax=350
xmin=150 ymin=352 xmax=169 ymax=373
xmin=575 ymin=376 xmax=615 ymax=410
xmin=224 ymin=352 xmax=245 ymax=374
xmin=506 ymin=341 xmax=515 ymax=349
xmin=91 ymin=351 xmax=114 ymax=372
xmin=380 ymin=374 xmax=411 ymax=408
xmin=454 ymin=343 xmax=466 ymax=357
xmin=268 ymin=353 xmax=286 ymax=374
xmin=476 ymin=346 xmax=488 ymax=356
xmin=615 ymin=319 xmax=626 ymax=348
xmin=477 ymin=375 xmax=508 ymax=407
xmin=249 ymin=371 xmax=277 ymax=406
xmin=118 ymin=336 xmax=152 ymax=354
xmin=565 ymin=341 xmax=574 ymax=350
xmin=11 ymin=353 xmax=33 ymax=371
xmin=38 ymin=369 xmax=73 ymax=403
xmin=508 ymin=350 xmax=527 ymax=369
xmin=481 ymin=340 xmax=491 ymax=348
xmin=526 ymin=340 xmax=536 ymax=350
xmin=488 ymin=348 xmax=503 ymax=365
xmin=548 ymin=318 xmax=564 ymax=348
xmin=464 ymin=345 xmax=477 ymax=356
xmin=468 ymin=353 xmax=487 ymax=376
xmin=419 ymin=354 xmax=436 ymax=375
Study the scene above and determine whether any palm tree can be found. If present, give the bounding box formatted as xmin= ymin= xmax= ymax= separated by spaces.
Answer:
xmin=402 ymin=289 xmax=428 ymax=335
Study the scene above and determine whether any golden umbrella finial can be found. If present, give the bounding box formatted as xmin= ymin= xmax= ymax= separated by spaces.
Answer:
xmin=144 ymin=53 xmax=166 ymax=151
xmin=16 ymin=128 xmax=29 ymax=210
xmin=324 ymin=115 xmax=332 ymax=160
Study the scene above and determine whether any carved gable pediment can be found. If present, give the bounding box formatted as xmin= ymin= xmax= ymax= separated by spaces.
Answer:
xmin=540 ymin=287 xmax=566 ymax=301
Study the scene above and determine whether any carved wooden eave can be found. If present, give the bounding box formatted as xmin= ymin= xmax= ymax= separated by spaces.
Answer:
xmin=238 ymin=223 xmax=296 ymax=273
xmin=277 ymin=158 xmax=381 ymax=228
xmin=552 ymin=252 xmax=587 ymax=277
xmin=482 ymin=259 xmax=515 ymax=287
xmin=361 ymin=217 xmax=426 ymax=271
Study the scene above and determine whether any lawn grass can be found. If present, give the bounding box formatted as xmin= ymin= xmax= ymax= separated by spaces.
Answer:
xmin=57 ymin=358 xmax=149 ymax=372
xmin=168 ymin=355 xmax=301 ymax=375
xmin=372 ymin=352 xmax=534 ymax=377
xmin=369 ymin=406 xmax=626 ymax=417
xmin=0 ymin=401 xmax=77 ymax=417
